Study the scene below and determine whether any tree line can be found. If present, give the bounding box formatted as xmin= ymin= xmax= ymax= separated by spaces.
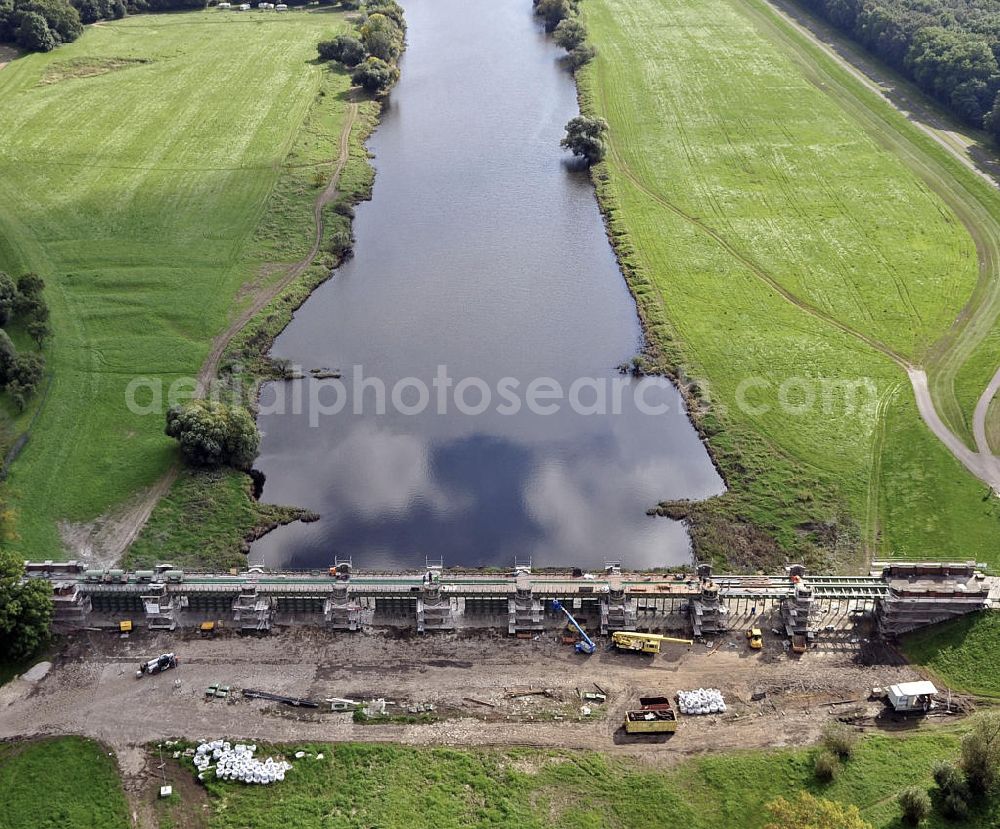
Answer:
xmin=316 ymin=0 xmax=404 ymax=95
xmin=0 ymin=273 xmax=51 ymax=412
xmin=796 ymin=0 xmax=1000 ymax=139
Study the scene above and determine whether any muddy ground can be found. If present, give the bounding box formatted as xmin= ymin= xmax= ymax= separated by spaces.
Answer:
xmin=0 ymin=625 xmax=955 ymax=827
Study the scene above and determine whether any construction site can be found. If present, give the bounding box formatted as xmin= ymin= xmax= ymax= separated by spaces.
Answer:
xmin=2 ymin=558 xmax=997 ymax=825
xmin=30 ymin=558 xmax=999 ymax=641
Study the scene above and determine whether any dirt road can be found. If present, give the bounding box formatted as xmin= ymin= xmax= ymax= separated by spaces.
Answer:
xmin=0 ymin=628 xmax=931 ymax=759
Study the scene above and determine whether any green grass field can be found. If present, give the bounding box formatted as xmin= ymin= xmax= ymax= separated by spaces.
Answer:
xmin=903 ymin=612 xmax=1000 ymax=698
xmin=0 ymin=737 xmax=129 ymax=828
xmin=0 ymin=9 xmax=356 ymax=556
xmin=581 ymin=0 xmax=1000 ymax=568
xmin=151 ymin=732 xmax=997 ymax=829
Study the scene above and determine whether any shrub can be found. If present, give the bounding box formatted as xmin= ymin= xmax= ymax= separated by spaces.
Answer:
xmin=0 ymin=329 xmax=18 ymax=383
xmin=898 ymin=787 xmax=931 ymax=826
xmin=12 ymin=352 xmax=45 ymax=392
xmin=317 ymin=32 xmax=365 ymax=66
xmin=28 ymin=317 xmax=52 ymax=347
xmin=821 ymin=722 xmax=858 ymax=759
xmin=359 ymin=11 xmax=402 ymax=62
xmin=814 ymin=750 xmax=840 ymax=782
xmin=932 ymin=761 xmax=971 ymax=820
xmin=165 ymin=400 xmax=260 ymax=469
xmin=567 ymin=43 xmax=595 ymax=69
xmin=351 ymin=55 xmax=398 ymax=94
xmin=765 ymin=792 xmax=872 ymax=829
xmin=553 ymin=16 xmax=586 ymax=50
xmin=533 ymin=0 xmax=572 ymax=32
xmin=960 ymin=711 xmax=1000 ymax=795
xmin=0 ymin=272 xmax=16 ymax=326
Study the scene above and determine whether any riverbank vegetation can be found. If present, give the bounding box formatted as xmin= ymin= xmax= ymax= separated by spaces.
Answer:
xmin=0 ymin=8 xmax=366 ymax=558
xmin=578 ymin=0 xmax=1000 ymax=570
xmin=319 ymin=0 xmax=403 ymax=94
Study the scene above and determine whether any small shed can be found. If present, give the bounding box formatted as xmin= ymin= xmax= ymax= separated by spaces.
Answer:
xmin=887 ymin=680 xmax=937 ymax=713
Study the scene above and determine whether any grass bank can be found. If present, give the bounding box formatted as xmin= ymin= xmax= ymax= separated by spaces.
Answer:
xmin=902 ymin=612 xmax=1000 ymax=698
xmin=0 ymin=8 xmax=363 ymax=558
xmin=579 ymin=0 xmax=1000 ymax=570
xmin=0 ymin=736 xmax=129 ymax=829
xmin=152 ymin=731 xmax=998 ymax=829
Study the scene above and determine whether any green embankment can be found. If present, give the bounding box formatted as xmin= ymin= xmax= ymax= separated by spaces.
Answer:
xmin=580 ymin=0 xmax=1000 ymax=569
xmin=0 ymin=737 xmax=130 ymax=829
xmin=0 ymin=9 xmax=357 ymax=557
xmin=903 ymin=612 xmax=1000 ymax=698
xmin=152 ymin=733 xmax=997 ymax=829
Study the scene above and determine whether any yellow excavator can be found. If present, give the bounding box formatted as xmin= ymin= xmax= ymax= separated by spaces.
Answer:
xmin=612 ymin=631 xmax=693 ymax=654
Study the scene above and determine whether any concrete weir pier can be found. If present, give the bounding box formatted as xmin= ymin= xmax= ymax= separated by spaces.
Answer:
xmin=27 ymin=559 xmax=997 ymax=642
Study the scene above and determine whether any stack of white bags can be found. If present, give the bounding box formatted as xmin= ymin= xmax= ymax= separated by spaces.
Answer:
xmin=193 ymin=740 xmax=292 ymax=784
xmin=677 ymin=688 xmax=727 ymax=715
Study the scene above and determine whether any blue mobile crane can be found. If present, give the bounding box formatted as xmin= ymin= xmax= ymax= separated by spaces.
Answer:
xmin=551 ymin=599 xmax=596 ymax=654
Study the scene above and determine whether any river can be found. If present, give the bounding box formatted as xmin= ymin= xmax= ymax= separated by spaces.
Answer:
xmin=249 ymin=0 xmax=723 ymax=570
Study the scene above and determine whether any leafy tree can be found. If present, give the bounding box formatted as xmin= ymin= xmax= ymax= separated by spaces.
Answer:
xmin=16 ymin=272 xmax=44 ymax=299
xmin=553 ymin=16 xmax=586 ymax=50
xmin=364 ymin=0 xmax=403 ymax=26
xmin=12 ymin=352 xmax=44 ymax=392
xmin=6 ymin=378 xmax=27 ymax=411
xmin=764 ymin=792 xmax=872 ymax=829
xmin=897 ymin=787 xmax=931 ymax=826
xmin=560 ymin=115 xmax=608 ymax=164
xmin=0 ymin=550 xmax=53 ymax=662
xmin=0 ymin=329 xmax=18 ymax=384
xmin=960 ymin=711 xmax=1000 ymax=795
xmin=165 ymin=400 xmax=260 ymax=469
xmin=318 ymin=32 xmax=365 ymax=66
xmin=15 ymin=10 xmax=54 ymax=50
xmin=19 ymin=0 xmax=82 ymax=43
xmin=27 ymin=317 xmax=51 ymax=348
xmin=932 ymin=760 xmax=971 ymax=820
xmin=359 ymin=12 xmax=401 ymax=62
xmin=983 ymin=94 xmax=1000 ymax=142
xmin=0 ymin=273 xmax=16 ymax=327
xmin=533 ymin=0 xmax=572 ymax=32
xmin=567 ymin=43 xmax=595 ymax=69
xmin=351 ymin=55 xmax=398 ymax=94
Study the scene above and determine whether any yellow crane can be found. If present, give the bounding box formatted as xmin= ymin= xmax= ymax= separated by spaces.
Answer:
xmin=612 ymin=631 xmax=693 ymax=654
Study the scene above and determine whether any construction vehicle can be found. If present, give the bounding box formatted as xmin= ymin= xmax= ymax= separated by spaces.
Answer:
xmin=746 ymin=628 xmax=763 ymax=649
xmin=136 ymin=653 xmax=177 ymax=678
xmin=791 ymin=633 xmax=808 ymax=654
xmin=624 ymin=696 xmax=678 ymax=734
xmin=551 ymin=600 xmax=596 ymax=654
xmin=611 ymin=631 xmax=693 ymax=655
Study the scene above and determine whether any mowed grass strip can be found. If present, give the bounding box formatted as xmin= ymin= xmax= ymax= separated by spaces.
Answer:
xmin=0 ymin=736 xmax=130 ymax=829
xmin=0 ymin=10 xmax=353 ymax=555
xmin=581 ymin=0 xmax=1000 ymax=565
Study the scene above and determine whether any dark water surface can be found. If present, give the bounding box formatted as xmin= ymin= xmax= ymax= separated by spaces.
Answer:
xmin=250 ymin=0 xmax=723 ymax=570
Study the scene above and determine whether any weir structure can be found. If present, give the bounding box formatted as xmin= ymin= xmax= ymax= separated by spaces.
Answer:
xmin=29 ymin=559 xmax=997 ymax=643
